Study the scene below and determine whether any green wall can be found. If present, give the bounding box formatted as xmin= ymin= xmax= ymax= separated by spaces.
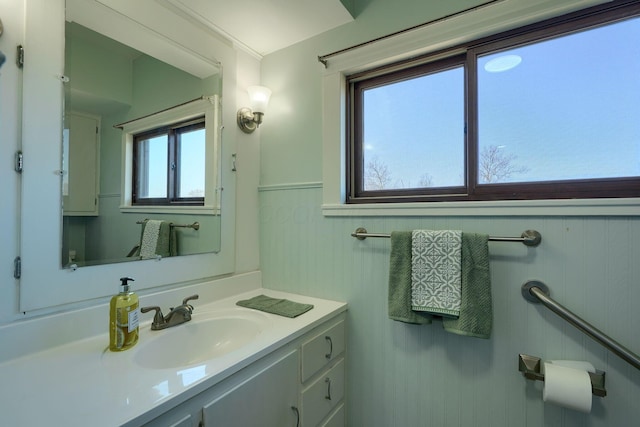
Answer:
xmin=259 ymin=1 xmax=640 ymax=426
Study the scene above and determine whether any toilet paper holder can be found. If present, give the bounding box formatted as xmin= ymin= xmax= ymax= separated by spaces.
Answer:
xmin=518 ymin=354 xmax=607 ymax=397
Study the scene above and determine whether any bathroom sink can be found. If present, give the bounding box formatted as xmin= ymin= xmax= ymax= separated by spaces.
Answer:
xmin=133 ymin=310 xmax=270 ymax=369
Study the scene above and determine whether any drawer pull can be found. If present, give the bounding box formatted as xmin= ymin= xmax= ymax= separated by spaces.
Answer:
xmin=291 ymin=406 xmax=300 ymax=427
xmin=325 ymin=377 xmax=332 ymax=400
xmin=325 ymin=336 xmax=333 ymax=359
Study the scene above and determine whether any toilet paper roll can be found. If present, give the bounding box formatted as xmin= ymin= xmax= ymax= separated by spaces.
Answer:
xmin=548 ymin=360 xmax=595 ymax=373
xmin=543 ymin=361 xmax=593 ymax=413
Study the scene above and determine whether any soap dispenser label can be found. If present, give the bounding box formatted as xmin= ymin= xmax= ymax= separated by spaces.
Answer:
xmin=128 ymin=308 xmax=140 ymax=333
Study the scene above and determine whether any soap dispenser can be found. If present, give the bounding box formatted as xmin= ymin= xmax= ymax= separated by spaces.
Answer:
xmin=109 ymin=277 xmax=140 ymax=352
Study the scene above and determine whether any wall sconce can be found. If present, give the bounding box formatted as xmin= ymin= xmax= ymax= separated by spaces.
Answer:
xmin=237 ymin=85 xmax=272 ymax=134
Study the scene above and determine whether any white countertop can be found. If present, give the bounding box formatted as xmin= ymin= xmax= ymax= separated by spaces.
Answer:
xmin=0 ymin=287 xmax=346 ymax=427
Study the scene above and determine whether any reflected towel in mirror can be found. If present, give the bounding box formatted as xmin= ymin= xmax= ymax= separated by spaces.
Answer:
xmin=139 ymin=220 xmax=177 ymax=259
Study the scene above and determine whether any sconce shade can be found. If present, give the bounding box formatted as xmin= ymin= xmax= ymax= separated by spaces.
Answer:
xmin=237 ymin=85 xmax=272 ymax=134
xmin=247 ymin=85 xmax=272 ymax=113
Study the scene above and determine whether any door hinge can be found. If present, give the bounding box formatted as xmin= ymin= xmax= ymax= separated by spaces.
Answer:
xmin=16 ymin=45 xmax=24 ymax=68
xmin=15 ymin=151 xmax=23 ymax=173
xmin=14 ymin=256 xmax=21 ymax=279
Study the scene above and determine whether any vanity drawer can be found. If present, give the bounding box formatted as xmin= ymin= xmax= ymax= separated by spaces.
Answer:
xmin=320 ymin=403 xmax=344 ymax=427
xmin=301 ymin=358 xmax=345 ymax=427
xmin=301 ymin=320 xmax=345 ymax=382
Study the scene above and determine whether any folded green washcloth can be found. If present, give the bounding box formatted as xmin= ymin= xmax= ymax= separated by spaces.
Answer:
xmin=236 ymin=295 xmax=314 ymax=318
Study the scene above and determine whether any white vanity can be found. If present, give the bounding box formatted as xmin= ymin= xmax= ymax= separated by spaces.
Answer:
xmin=142 ymin=304 xmax=345 ymax=427
xmin=0 ymin=275 xmax=347 ymax=427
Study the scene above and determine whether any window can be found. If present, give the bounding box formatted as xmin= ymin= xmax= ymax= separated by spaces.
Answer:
xmin=117 ymin=95 xmax=221 ymax=214
xmin=133 ymin=118 xmax=205 ymax=206
xmin=347 ymin=2 xmax=640 ymax=203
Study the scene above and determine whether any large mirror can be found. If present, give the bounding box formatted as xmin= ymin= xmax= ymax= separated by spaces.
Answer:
xmin=62 ymin=3 xmax=222 ymax=267
xmin=18 ymin=0 xmax=238 ymax=312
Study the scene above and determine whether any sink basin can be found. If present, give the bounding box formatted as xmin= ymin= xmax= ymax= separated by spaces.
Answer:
xmin=133 ymin=310 xmax=270 ymax=369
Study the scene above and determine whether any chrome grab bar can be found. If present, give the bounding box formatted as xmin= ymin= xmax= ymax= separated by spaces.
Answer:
xmin=522 ymin=280 xmax=640 ymax=371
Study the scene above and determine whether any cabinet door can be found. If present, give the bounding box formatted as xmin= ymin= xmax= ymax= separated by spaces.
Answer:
xmin=202 ymin=350 xmax=299 ymax=427
xmin=63 ymin=112 xmax=99 ymax=215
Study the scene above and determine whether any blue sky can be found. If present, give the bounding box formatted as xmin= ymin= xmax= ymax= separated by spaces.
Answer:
xmin=363 ymin=16 xmax=640 ymax=189
xmin=145 ymin=128 xmax=205 ymax=198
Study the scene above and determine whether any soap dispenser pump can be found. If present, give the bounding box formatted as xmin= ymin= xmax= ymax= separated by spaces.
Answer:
xmin=109 ymin=277 xmax=140 ymax=352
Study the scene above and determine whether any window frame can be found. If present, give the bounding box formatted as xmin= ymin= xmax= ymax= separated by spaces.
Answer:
xmin=132 ymin=117 xmax=206 ymax=206
xmin=117 ymin=95 xmax=221 ymax=216
xmin=345 ymin=1 xmax=640 ymax=204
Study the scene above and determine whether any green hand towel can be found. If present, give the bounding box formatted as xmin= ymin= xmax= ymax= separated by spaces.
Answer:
xmin=388 ymin=231 xmax=432 ymax=325
xmin=443 ymin=233 xmax=492 ymax=339
xmin=156 ymin=221 xmax=178 ymax=258
xmin=236 ymin=295 xmax=314 ymax=318
xmin=139 ymin=220 xmax=177 ymax=258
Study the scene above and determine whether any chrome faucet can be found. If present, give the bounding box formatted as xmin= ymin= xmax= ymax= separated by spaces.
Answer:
xmin=141 ymin=294 xmax=199 ymax=330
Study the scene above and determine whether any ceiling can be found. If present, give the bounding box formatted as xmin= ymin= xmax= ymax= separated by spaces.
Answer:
xmin=69 ymin=0 xmax=355 ymax=75
xmin=164 ymin=0 xmax=355 ymax=57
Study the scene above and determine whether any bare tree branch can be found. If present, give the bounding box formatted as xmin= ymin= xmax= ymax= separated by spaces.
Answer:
xmin=365 ymin=156 xmax=392 ymax=190
xmin=418 ymin=173 xmax=433 ymax=188
xmin=479 ymin=145 xmax=529 ymax=183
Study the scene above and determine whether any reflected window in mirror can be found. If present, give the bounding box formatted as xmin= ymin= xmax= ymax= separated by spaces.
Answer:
xmin=133 ymin=117 xmax=206 ymax=206
xmin=62 ymin=19 xmax=223 ymax=268
xmin=117 ymin=95 xmax=221 ymax=217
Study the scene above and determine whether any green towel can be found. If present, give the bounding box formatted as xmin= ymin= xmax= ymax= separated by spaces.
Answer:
xmin=443 ymin=233 xmax=492 ymax=339
xmin=155 ymin=221 xmax=178 ymax=258
xmin=388 ymin=231 xmax=492 ymax=338
xmin=138 ymin=220 xmax=177 ymax=258
xmin=388 ymin=231 xmax=432 ymax=325
xmin=236 ymin=295 xmax=314 ymax=318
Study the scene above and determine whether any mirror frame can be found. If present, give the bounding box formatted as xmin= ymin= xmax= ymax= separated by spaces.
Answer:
xmin=20 ymin=0 xmax=238 ymax=313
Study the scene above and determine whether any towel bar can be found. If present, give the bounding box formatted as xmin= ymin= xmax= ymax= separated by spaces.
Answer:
xmin=518 ymin=354 xmax=606 ymax=397
xmin=351 ymin=227 xmax=542 ymax=247
xmin=136 ymin=219 xmax=200 ymax=230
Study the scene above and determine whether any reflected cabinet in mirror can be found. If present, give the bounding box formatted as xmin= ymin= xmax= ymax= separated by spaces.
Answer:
xmin=62 ymin=17 xmax=222 ymax=267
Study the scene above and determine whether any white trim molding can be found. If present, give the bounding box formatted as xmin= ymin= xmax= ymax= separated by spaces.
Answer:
xmin=322 ymin=198 xmax=640 ymax=217
xmin=258 ymin=182 xmax=323 ymax=192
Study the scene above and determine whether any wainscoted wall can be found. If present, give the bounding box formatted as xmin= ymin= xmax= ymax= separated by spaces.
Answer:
xmin=259 ymin=184 xmax=640 ymax=426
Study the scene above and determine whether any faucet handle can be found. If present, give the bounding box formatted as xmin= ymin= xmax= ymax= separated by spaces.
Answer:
xmin=141 ymin=306 xmax=165 ymax=328
xmin=182 ymin=294 xmax=199 ymax=307
xmin=181 ymin=295 xmax=199 ymax=314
